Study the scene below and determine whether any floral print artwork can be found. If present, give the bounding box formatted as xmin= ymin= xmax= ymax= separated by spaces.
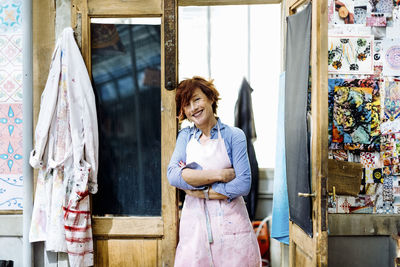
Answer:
xmin=329 ymin=78 xmax=380 ymax=151
xmin=333 ymin=86 xmax=372 ymax=145
xmin=328 ymin=35 xmax=374 ymax=74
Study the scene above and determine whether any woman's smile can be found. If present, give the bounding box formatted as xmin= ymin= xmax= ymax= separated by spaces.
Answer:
xmin=190 ymin=108 xmax=206 ymax=123
xmin=192 ymin=109 xmax=203 ymax=118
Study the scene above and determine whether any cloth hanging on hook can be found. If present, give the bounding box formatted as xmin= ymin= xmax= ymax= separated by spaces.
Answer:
xmin=29 ymin=27 xmax=99 ymax=267
xmin=234 ymin=77 xmax=259 ymax=221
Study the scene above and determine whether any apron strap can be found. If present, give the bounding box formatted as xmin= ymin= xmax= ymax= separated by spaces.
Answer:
xmin=204 ymin=200 xmax=213 ymax=244
xmin=216 ymin=121 xmax=222 ymax=140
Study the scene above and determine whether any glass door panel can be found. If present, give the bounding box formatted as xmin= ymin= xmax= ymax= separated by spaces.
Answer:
xmin=90 ymin=19 xmax=161 ymax=216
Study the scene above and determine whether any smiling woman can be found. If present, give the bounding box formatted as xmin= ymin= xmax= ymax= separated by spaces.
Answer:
xmin=183 ymin=88 xmax=216 ymax=140
xmin=167 ymin=76 xmax=261 ymax=266
xmin=176 ymin=76 xmax=219 ymax=126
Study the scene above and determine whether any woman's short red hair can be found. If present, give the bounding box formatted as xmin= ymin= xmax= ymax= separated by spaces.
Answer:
xmin=176 ymin=76 xmax=220 ymax=121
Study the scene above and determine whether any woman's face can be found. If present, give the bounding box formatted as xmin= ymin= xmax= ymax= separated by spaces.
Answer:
xmin=183 ymin=88 xmax=214 ymax=127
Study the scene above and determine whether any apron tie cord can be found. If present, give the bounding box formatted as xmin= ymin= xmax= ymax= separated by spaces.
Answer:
xmin=204 ymin=200 xmax=213 ymax=244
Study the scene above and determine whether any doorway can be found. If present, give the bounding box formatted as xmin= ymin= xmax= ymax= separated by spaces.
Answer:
xmin=178 ymin=4 xmax=282 ymax=266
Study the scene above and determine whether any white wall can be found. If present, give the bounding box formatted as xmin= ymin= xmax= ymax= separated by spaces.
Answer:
xmin=0 ymin=215 xmax=22 ymax=266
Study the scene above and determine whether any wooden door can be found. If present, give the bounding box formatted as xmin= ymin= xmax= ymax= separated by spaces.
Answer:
xmin=286 ymin=0 xmax=328 ymax=266
xmin=71 ymin=1 xmax=178 ymax=266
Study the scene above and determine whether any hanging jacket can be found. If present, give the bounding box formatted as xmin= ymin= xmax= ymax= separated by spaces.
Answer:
xmin=234 ymin=78 xmax=259 ymax=221
xmin=29 ymin=27 xmax=98 ymax=267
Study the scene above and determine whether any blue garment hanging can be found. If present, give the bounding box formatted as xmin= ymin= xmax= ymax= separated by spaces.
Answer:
xmin=271 ymin=72 xmax=289 ymax=245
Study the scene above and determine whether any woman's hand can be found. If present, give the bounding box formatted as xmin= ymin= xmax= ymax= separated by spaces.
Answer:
xmin=219 ymin=168 xmax=236 ymax=183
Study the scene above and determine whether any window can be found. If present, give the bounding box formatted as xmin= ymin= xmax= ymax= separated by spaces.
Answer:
xmin=179 ymin=5 xmax=281 ymax=168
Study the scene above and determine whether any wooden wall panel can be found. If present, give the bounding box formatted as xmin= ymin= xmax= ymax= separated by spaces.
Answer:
xmin=95 ymin=239 xmax=158 ymax=266
xmin=87 ymin=0 xmax=162 ymax=16
xmin=294 ymin=246 xmax=313 ymax=267
xmin=33 ymin=0 xmax=55 ymax=128
xmin=92 ymin=217 xmax=163 ymax=237
xmin=289 ymin=221 xmax=314 ymax=258
xmin=33 ymin=0 xmax=55 ymax=189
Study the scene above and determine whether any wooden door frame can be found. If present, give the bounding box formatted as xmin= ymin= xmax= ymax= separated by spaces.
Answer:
xmin=71 ymin=1 xmax=178 ymax=265
xmin=286 ymin=0 xmax=328 ymax=266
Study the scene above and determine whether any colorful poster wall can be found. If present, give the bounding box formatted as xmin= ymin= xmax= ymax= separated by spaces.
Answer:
xmin=328 ymin=0 xmax=400 ymax=214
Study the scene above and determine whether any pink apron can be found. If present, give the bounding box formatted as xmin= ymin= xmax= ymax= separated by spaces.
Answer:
xmin=174 ymin=125 xmax=261 ymax=267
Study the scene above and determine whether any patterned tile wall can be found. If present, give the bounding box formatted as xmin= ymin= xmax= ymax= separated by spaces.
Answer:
xmin=0 ymin=0 xmax=22 ymax=210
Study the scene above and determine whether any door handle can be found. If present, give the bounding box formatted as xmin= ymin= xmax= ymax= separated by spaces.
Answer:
xmin=298 ymin=192 xmax=316 ymax=197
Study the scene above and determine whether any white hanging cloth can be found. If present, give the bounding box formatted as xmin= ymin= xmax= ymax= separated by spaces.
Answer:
xmin=29 ymin=27 xmax=99 ymax=267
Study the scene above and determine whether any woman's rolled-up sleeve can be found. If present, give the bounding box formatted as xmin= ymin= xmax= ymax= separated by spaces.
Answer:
xmin=212 ymin=127 xmax=251 ymax=201
xmin=167 ymin=128 xmax=205 ymax=190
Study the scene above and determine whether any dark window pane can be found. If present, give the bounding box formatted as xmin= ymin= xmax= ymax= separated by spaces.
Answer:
xmin=91 ymin=23 xmax=161 ymax=216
